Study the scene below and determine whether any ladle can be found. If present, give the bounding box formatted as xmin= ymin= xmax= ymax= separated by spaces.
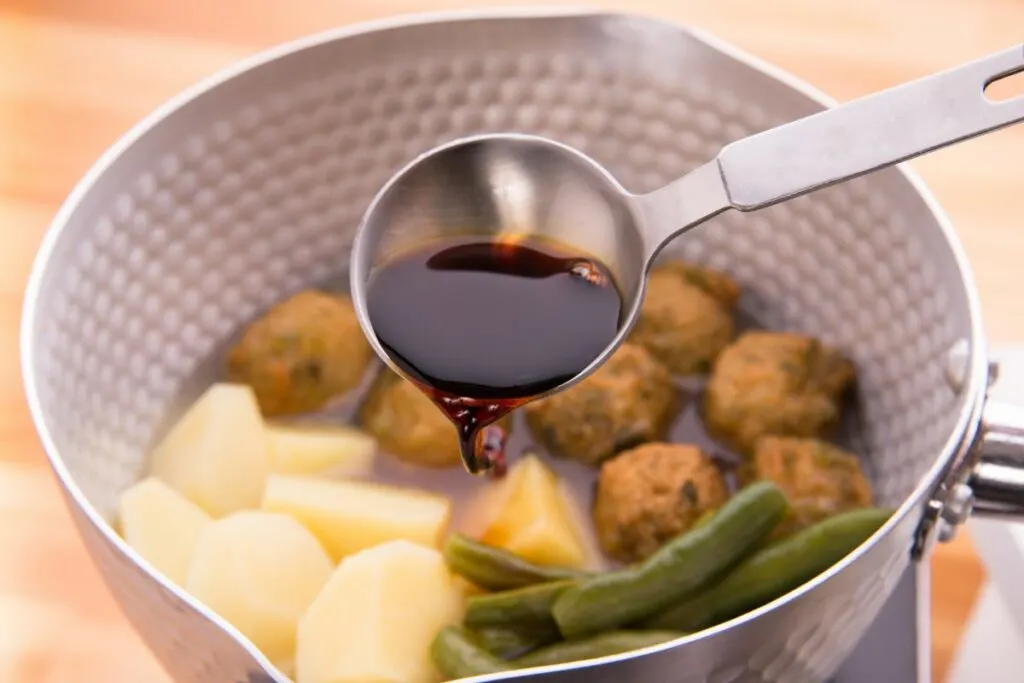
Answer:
xmin=351 ymin=43 xmax=1024 ymax=469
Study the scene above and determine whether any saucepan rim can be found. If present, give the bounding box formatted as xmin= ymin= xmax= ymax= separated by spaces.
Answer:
xmin=18 ymin=6 xmax=991 ymax=679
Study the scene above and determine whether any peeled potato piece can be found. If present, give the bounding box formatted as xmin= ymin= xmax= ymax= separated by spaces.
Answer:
xmin=296 ymin=540 xmax=466 ymax=683
xmin=261 ymin=474 xmax=451 ymax=562
xmin=149 ymin=383 xmax=270 ymax=517
xmin=477 ymin=454 xmax=588 ymax=568
xmin=118 ymin=477 xmax=212 ymax=586
xmin=186 ymin=511 xmax=333 ymax=665
xmin=267 ymin=424 xmax=376 ymax=478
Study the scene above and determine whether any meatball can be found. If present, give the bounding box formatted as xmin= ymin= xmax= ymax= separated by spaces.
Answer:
xmin=226 ymin=290 xmax=374 ymax=416
xmin=704 ymin=331 xmax=855 ymax=455
xmin=628 ymin=261 xmax=739 ymax=375
xmin=359 ymin=371 xmax=508 ymax=469
xmin=524 ymin=343 xmax=679 ymax=466
xmin=671 ymin=262 xmax=741 ymax=309
xmin=748 ymin=435 xmax=873 ymax=538
xmin=593 ymin=443 xmax=728 ymax=563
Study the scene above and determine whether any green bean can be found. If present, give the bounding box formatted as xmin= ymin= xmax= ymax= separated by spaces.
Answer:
xmin=691 ymin=508 xmax=717 ymax=530
xmin=443 ymin=534 xmax=588 ymax=591
xmin=465 ymin=580 xmax=576 ymax=629
xmin=514 ymin=630 xmax=686 ymax=668
xmin=552 ymin=481 xmax=788 ymax=638
xmin=430 ymin=625 xmax=509 ymax=680
xmin=644 ymin=507 xmax=893 ymax=632
xmin=431 ymin=626 xmax=685 ymax=678
xmin=468 ymin=624 xmax=561 ymax=659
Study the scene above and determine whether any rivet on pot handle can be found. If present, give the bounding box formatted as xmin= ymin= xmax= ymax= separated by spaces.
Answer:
xmin=970 ymin=400 xmax=1024 ymax=517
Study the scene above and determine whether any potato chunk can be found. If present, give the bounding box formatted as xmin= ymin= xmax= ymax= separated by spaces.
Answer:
xmin=186 ymin=511 xmax=333 ymax=665
xmin=118 ymin=477 xmax=211 ymax=586
xmin=261 ymin=474 xmax=451 ymax=562
xmin=268 ymin=424 xmax=376 ymax=478
xmin=296 ymin=540 xmax=465 ymax=683
xmin=149 ymin=383 xmax=270 ymax=517
xmin=477 ymin=455 xmax=588 ymax=568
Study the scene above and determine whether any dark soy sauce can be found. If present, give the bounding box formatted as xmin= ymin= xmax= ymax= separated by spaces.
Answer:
xmin=365 ymin=235 xmax=624 ymax=475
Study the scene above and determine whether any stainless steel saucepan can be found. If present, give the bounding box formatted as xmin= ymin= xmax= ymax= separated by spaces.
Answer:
xmin=19 ymin=8 xmax=1024 ymax=683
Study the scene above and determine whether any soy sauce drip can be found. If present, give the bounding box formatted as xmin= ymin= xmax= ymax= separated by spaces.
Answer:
xmin=365 ymin=235 xmax=623 ymax=474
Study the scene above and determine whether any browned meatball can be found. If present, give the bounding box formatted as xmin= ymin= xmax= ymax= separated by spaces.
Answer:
xmin=524 ymin=343 xmax=679 ymax=467
xmin=628 ymin=261 xmax=739 ymax=375
xmin=671 ymin=262 xmax=741 ymax=309
xmin=704 ymin=331 xmax=855 ymax=455
xmin=748 ymin=435 xmax=873 ymax=538
xmin=226 ymin=290 xmax=374 ymax=416
xmin=359 ymin=371 xmax=508 ymax=469
xmin=593 ymin=443 xmax=728 ymax=563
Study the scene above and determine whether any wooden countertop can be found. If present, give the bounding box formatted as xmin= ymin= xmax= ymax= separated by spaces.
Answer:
xmin=1 ymin=1 xmax=1020 ymax=681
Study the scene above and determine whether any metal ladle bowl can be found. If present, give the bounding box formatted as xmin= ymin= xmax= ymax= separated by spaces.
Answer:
xmin=351 ymin=45 xmax=1024 ymax=405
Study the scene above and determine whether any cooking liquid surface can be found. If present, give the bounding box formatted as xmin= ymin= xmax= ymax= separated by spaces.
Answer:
xmin=365 ymin=235 xmax=623 ymax=474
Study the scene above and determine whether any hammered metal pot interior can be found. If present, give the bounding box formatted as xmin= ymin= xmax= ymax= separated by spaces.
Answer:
xmin=22 ymin=10 xmax=980 ymax=683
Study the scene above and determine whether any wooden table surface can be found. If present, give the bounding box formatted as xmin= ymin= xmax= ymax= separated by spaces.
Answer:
xmin=1 ymin=1 xmax=1021 ymax=681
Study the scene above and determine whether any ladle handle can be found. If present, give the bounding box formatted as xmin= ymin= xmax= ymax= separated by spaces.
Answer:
xmin=716 ymin=44 xmax=1024 ymax=210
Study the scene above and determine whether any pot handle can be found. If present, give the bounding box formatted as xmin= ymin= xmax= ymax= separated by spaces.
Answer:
xmin=970 ymin=400 xmax=1024 ymax=516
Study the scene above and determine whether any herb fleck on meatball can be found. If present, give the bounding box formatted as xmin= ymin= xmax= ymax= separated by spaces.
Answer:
xmin=704 ymin=331 xmax=855 ymax=455
xmin=593 ymin=443 xmax=728 ymax=563
xmin=226 ymin=290 xmax=373 ymax=416
xmin=628 ymin=261 xmax=740 ymax=375
xmin=524 ymin=343 xmax=679 ymax=467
